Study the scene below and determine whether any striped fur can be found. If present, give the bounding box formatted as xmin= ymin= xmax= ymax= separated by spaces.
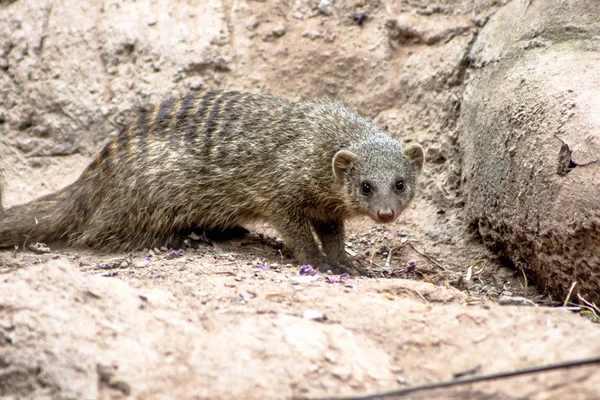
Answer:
xmin=0 ymin=90 xmax=424 ymax=272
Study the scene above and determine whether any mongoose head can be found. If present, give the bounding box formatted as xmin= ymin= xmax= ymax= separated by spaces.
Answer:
xmin=333 ymin=137 xmax=424 ymax=223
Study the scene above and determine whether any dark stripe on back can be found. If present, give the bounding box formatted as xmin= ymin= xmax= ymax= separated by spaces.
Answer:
xmin=186 ymin=90 xmax=220 ymax=153
xmin=153 ymin=98 xmax=176 ymax=136
xmin=136 ymin=111 xmax=149 ymax=156
xmin=203 ymin=91 xmax=240 ymax=157
xmin=216 ymin=92 xmax=246 ymax=161
xmin=174 ymin=94 xmax=197 ymax=133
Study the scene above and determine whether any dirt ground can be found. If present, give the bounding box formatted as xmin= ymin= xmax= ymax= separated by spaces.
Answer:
xmin=1 ymin=0 xmax=599 ymax=399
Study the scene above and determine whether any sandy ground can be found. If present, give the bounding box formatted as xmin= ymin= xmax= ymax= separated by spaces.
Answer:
xmin=1 ymin=0 xmax=599 ymax=399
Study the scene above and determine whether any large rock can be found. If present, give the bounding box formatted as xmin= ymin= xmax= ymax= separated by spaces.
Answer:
xmin=459 ymin=0 xmax=600 ymax=301
xmin=2 ymin=258 xmax=599 ymax=399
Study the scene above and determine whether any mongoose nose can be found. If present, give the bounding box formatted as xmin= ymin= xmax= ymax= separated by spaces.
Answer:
xmin=377 ymin=210 xmax=395 ymax=223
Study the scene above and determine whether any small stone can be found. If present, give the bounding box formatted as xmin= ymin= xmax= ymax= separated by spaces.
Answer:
xmin=302 ymin=309 xmax=326 ymax=321
xmin=134 ymin=259 xmax=151 ymax=268
xmin=318 ymin=0 xmax=334 ymax=16
xmin=28 ymin=242 xmax=51 ymax=254
xmin=497 ymin=296 xmax=537 ymax=306
xmin=272 ymin=27 xmax=286 ymax=37
xmin=263 ymin=26 xmax=286 ymax=42
xmin=15 ymin=138 xmax=39 ymax=153
xmin=331 ymin=366 xmax=351 ymax=381
xmin=324 ymin=351 xmax=337 ymax=364
xmin=416 ymin=8 xmax=433 ymax=15
xmin=302 ymin=31 xmax=322 ymax=40
xmin=188 ymin=232 xmax=201 ymax=240
xmin=189 ymin=78 xmax=204 ymax=91
xmin=246 ymin=17 xmax=261 ymax=30
xmin=16 ymin=114 xmax=34 ymax=131
xmin=0 ymin=319 xmax=14 ymax=329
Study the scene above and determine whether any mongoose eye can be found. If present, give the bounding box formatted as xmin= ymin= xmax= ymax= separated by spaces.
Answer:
xmin=361 ymin=182 xmax=372 ymax=195
xmin=396 ymin=178 xmax=405 ymax=191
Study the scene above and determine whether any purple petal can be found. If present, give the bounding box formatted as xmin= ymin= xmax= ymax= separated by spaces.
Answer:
xmin=395 ymin=261 xmax=417 ymax=276
xmin=165 ymin=250 xmax=184 ymax=260
xmin=255 ymin=263 xmax=268 ymax=270
xmin=299 ymin=265 xmax=319 ymax=276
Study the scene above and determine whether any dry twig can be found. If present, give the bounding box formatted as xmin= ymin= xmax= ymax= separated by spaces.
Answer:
xmin=408 ymin=243 xmax=447 ymax=271
xmin=384 ymin=244 xmax=406 ymax=268
xmin=563 ymin=281 xmax=577 ymax=307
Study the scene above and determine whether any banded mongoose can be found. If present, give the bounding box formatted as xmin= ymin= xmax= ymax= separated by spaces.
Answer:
xmin=0 ymin=90 xmax=424 ymax=272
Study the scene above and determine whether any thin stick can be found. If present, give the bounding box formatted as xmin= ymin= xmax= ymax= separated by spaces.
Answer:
xmin=408 ymin=243 xmax=447 ymax=271
xmin=576 ymin=293 xmax=600 ymax=318
xmin=414 ymin=289 xmax=429 ymax=304
xmin=293 ymin=356 xmax=600 ymax=400
xmin=521 ymin=269 xmax=528 ymax=297
xmin=563 ymin=281 xmax=577 ymax=307
xmin=385 ymin=245 xmax=405 ymax=268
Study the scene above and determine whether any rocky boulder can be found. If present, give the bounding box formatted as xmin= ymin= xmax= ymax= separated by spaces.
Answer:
xmin=459 ymin=0 xmax=600 ymax=302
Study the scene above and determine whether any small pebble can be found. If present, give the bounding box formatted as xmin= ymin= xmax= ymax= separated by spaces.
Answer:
xmin=331 ymin=366 xmax=351 ymax=381
xmin=28 ymin=242 xmax=51 ymax=254
xmin=302 ymin=309 xmax=326 ymax=321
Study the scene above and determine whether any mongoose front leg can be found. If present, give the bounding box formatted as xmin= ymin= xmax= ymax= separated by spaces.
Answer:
xmin=312 ymin=218 xmax=360 ymax=275
xmin=274 ymin=214 xmax=328 ymax=269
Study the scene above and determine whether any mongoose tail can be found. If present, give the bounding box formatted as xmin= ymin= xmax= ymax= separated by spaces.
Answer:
xmin=0 ymin=184 xmax=80 ymax=249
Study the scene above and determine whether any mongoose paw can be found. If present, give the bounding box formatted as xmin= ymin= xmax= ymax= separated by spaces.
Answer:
xmin=319 ymin=262 xmax=366 ymax=276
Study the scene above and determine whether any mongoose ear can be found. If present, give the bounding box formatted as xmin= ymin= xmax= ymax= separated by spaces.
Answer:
xmin=332 ymin=150 xmax=358 ymax=180
xmin=403 ymin=143 xmax=424 ymax=173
